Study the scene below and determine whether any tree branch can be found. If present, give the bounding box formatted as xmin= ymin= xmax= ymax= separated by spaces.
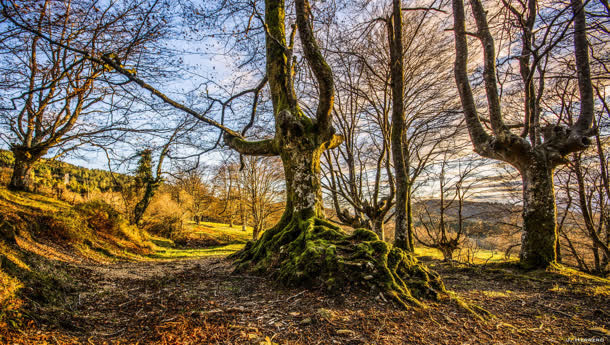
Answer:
xmin=224 ymin=135 xmax=279 ymax=156
xmin=294 ymin=0 xmax=334 ymax=134
xmin=451 ymin=0 xmax=492 ymax=150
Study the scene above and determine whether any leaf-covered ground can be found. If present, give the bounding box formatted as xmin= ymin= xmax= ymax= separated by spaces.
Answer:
xmin=1 ymin=251 xmax=608 ymax=344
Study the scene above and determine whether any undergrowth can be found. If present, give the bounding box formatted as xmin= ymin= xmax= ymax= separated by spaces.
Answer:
xmin=0 ymin=187 xmax=155 ymax=329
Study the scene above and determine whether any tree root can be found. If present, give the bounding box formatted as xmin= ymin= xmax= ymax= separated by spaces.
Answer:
xmin=231 ymin=216 xmax=446 ymax=308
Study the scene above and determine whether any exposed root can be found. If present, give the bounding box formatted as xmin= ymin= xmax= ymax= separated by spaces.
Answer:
xmin=448 ymin=291 xmax=495 ymax=321
xmin=231 ymin=216 xmax=446 ymax=308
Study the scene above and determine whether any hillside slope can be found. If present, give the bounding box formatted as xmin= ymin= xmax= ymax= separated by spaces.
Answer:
xmin=0 ymin=187 xmax=154 ymax=328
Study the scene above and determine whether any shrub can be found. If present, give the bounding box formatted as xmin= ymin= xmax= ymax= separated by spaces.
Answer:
xmin=142 ymin=215 xmax=183 ymax=239
xmin=0 ymin=151 xmax=14 ymax=168
xmin=141 ymin=192 xmax=186 ymax=240
xmin=74 ymin=200 xmax=122 ymax=236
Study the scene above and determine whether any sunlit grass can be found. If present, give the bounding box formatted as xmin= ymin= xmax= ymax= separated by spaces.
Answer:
xmin=143 ymin=222 xmax=252 ymax=260
xmin=149 ymin=243 xmax=245 ymax=259
xmin=181 ymin=221 xmax=253 ymax=244
xmin=478 ymin=290 xmax=512 ymax=298
xmin=0 ymin=187 xmax=68 ymax=213
xmin=413 ymin=245 xmax=516 ymax=264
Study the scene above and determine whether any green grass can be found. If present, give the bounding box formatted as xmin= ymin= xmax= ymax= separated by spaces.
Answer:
xmin=413 ymin=245 xmax=515 ymax=264
xmin=148 ymin=243 xmax=245 ymax=259
xmin=0 ymin=187 xmax=69 ymax=213
xmin=184 ymin=221 xmax=253 ymax=244
xmin=143 ymin=222 xmax=252 ymax=260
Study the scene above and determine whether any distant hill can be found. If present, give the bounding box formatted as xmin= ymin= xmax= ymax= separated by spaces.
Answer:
xmin=415 ymin=199 xmax=517 ymax=221
xmin=413 ymin=199 xmax=520 ymax=238
xmin=0 ymin=150 xmax=130 ymax=194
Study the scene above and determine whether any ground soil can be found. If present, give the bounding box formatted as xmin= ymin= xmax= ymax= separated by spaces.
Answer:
xmin=2 ymin=255 xmax=609 ymax=344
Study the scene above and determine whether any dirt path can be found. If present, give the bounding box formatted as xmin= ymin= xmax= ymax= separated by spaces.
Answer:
xmin=9 ymin=255 xmax=610 ymax=344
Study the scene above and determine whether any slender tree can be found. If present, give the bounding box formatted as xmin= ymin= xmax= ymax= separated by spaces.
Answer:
xmin=239 ymin=156 xmax=284 ymax=240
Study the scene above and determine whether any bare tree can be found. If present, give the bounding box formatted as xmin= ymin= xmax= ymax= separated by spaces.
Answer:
xmin=321 ymin=34 xmax=394 ymax=239
xmin=414 ymin=151 xmax=483 ymax=261
xmin=451 ymin=0 xmax=595 ymax=268
xmin=0 ymin=0 xmax=168 ymax=191
xmin=173 ymin=165 xmax=213 ymax=225
xmin=239 ymin=156 xmax=284 ymax=240
xmin=212 ymin=159 xmax=241 ymax=227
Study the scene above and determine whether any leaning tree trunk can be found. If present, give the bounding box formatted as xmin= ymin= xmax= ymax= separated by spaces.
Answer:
xmin=132 ymin=178 xmax=162 ymax=225
xmin=231 ymin=114 xmax=445 ymax=308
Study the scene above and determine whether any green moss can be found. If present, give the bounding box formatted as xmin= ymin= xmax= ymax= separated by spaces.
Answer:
xmin=232 ymin=215 xmax=446 ymax=308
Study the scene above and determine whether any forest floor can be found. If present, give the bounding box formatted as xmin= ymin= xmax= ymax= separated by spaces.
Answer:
xmin=2 ymin=238 xmax=609 ymax=345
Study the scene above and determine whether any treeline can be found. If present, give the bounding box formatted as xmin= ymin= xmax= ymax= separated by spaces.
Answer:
xmin=0 ymin=149 xmax=285 ymax=241
xmin=0 ymin=150 xmax=130 ymax=194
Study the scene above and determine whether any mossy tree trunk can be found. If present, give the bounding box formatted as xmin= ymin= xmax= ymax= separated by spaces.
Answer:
xmin=388 ymin=0 xmax=411 ymax=253
xmin=451 ymin=0 xmax=595 ymax=268
xmin=405 ymin=182 xmax=415 ymax=252
xmin=225 ymin=0 xmax=445 ymax=307
xmin=232 ymin=132 xmax=445 ymax=305
xmin=519 ymin=153 xmax=558 ymax=268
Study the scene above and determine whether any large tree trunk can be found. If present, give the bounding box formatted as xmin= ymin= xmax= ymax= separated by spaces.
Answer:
xmin=228 ymin=0 xmax=446 ymax=309
xmin=280 ymin=139 xmax=325 ymax=220
xmin=519 ymin=154 xmax=558 ymax=268
xmin=10 ymin=158 xmax=35 ymax=191
xmin=231 ymin=116 xmax=445 ymax=308
xmin=9 ymin=146 xmax=45 ymax=192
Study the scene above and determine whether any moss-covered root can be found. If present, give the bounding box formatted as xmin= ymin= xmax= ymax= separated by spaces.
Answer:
xmin=448 ymin=291 xmax=495 ymax=321
xmin=232 ymin=216 xmax=446 ymax=308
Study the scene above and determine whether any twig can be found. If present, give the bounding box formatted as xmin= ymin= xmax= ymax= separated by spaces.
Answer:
xmin=286 ymin=290 xmax=306 ymax=301
xmin=92 ymin=328 xmax=126 ymax=337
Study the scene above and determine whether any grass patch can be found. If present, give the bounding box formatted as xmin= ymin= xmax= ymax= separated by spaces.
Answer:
xmin=479 ymin=290 xmax=512 ymax=298
xmin=148 ymin=243 xmax=245 ymax=259
xmin=182 ymin=221 xmax=253 ymax=244
xmin=414 ymin=246 xmax=515 ymax=264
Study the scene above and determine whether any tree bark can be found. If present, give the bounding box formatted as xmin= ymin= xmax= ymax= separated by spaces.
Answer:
xmin=9 ymin=146 xmax=45 ymax=192
xmin=406 ymin=184 xmax=415 ymax=252
xmin=371 ymin=217 xmax=384 ymax=241
xmin=280 ymin=134 xmax=325 ymax=220
xmin=389 ymin=0 xmax=410 ymax=252
xmin=253 ymin=223 xmax=261 ymax=241
xmin=519 ymin=154 xmax=558 ymax=268
xmin=10 ymin=157 xmax=35 ymax=191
